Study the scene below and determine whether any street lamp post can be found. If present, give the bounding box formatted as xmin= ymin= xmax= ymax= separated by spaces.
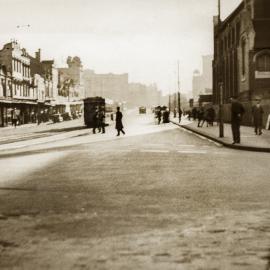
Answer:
xmin=177 ymin=60 xmax=181 ymax=123
xmin=219 ymin=82 xmax=224 ymax=138
xmin=168 ymin=93 xmax=171 ymax=113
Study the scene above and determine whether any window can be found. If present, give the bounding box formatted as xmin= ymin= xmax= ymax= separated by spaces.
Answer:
xmin=241 ymin=39 xmax=246 ymax=76
xmin=256 ymin=54 xmax=270 ymax=72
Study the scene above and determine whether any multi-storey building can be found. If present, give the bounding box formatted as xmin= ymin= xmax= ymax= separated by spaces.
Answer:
xmin=213 ymin=0 xmax=270 ymax=125
xmin=192 ymin=55 xmax=213 ymax=102
xmin=0 ymin=65 xmax=12 ymax=126
xmin=30 ymin=50 xmax=59 ymax=117
xmin=127 ymin=82 xmax=161 ymax=108
xmin=58 ymin=56 xmax=84 ymax=115
xmin=83 ymin=69 xmax=128 ymax=103
xmin=0 ymin=41 xmax=36 ymax=125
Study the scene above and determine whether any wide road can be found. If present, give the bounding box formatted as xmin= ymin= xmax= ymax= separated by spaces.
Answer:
xmin=0 ymin=112 xmax=269 ymax=270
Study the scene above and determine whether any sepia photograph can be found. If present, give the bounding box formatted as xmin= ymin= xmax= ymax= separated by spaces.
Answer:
xmin=0 ymin=0 xmax=270 ymax=269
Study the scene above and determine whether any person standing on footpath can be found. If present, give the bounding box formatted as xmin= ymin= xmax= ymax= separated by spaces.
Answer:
xmin=252 ymin=99 xmax=264 ymax=135
xmin=230 ymin=96 xmax=245 ymax=144
xmin=98 ymin=108 xmax=106 ymax=134
xmin=197 ymin=107 xmax=204 ymax=127
xmin=115 ymin=106 xmax=125 ymax=136
xmin=11 ymin=108 xmax=18 ymax=128
xmin=179 ymin=108 xmax=183 ymax=122
xmin=92 ymin=108 xmax=99 ymax=134
xmin=156 ymin=108 xmax=162 ymax=124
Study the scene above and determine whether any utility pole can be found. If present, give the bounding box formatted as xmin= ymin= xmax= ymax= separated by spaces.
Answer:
xmin=217 ymin=0 xmax=224 ymax=138
xmin=218 ymin=0 xmax=221 ymax=22
xmin=177 ymin=60 xmax=181 ymax=123
xmin=219 ymin=82 xmax=224 ymax=137
xmin=168 ymin=93 xmax=171 ymax=112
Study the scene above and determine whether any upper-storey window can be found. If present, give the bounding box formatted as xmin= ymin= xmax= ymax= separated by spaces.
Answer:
xmin=241 ymin=38 xmax=246 ymax=76
xmin=256 ymin=53 xmax=270 ymax=72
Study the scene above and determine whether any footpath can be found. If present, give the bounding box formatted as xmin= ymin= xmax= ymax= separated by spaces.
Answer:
xmin=0 ymin=119 xmax=86 ymax=145
xmin=171 ymin=117 xmax=270 ymax=153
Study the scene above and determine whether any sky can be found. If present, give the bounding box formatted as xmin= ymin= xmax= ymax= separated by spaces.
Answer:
xmin=0 ymin=0 xmax=242 ymax=95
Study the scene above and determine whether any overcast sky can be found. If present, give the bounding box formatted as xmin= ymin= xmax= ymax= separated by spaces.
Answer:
xmin=0 ymin=0 xmax=242 ymax=94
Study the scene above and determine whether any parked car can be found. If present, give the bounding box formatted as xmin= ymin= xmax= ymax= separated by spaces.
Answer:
xmin=51 ymin=113 xmax=63 ymax=123
xmin=139 ymin=106 xmax=146 ymax=114
xmin=61 ymin=112 xmax=72 ymax=121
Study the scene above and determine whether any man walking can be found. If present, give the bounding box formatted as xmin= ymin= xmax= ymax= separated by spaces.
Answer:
xmin=252 ymin=99 xmax=264 ymax=135
xmin=230 ymin=96 xmax=245 ymax=144
xmin=115 ymin=106 xmax=125 ymax=136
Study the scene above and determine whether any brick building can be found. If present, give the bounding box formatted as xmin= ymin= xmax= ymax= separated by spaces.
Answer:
xmin=213 ymin=0 xmax=270 ymax=125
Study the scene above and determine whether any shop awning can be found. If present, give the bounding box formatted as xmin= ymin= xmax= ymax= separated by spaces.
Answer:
xmin=0 ymin=98 xmax=38 ymax=105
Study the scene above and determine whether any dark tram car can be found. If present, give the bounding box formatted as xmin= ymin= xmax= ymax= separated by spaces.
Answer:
xmin=83 ymin=97 xmax=105 ymax=127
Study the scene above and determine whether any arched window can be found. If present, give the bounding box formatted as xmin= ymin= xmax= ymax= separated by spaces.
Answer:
xmin=241 ymin=39 xmax=246 ymax=76
xmin=256 ymin=53 xmax=270 ymax=72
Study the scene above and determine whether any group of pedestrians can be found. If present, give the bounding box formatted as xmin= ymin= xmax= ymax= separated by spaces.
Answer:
xmin=155 ymin=107 xmax=170 ymax=124
xmin=196 ymin=106 xmax=216 ymax=128
xmin=230 ymin=96 xmax=264 ymax=144
xmin=188 ymin=96 xmax=265 ymax=145
xmin=92 ymin=107 xmax=106 ymax=134
xmin=92 ymin=106 xmax=125 ymax=136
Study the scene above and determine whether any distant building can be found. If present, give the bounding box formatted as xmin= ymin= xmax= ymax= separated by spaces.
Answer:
xmin=29 ymin=49 xmax=59 ymax=114
xmin=83 ymin=69 xmax=128 ymax=102
xmin=192 ymin=55 xmax=213 ymax=101
xmin=58 ymin=56 xmax=84 ymax=99
xmin=58 ymin=56 xmax=84 ymax=115
xmin=127 ymin=82 xmax=161 ymax=108
xmin=213 ymin=0 xmax=270 ymax=125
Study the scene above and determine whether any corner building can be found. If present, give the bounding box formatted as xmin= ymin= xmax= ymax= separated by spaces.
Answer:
xmin=0 ymin=41 xmax=35 ymax=125
xmin=213 ymin=0 xmax=270 ymax=125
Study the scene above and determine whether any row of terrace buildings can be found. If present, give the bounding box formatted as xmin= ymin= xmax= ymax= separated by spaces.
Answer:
xmin=0 ymin=41 xmax=83 ymax=127
xmin=213 ymin=0 xmax=270 ymax=125
xmin=0 ymin=40 xmax=163 ymax=127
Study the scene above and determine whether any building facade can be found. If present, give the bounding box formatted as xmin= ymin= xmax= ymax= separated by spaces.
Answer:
xmin=0 ymin=65 xmax=12 ymax=126
xmin=83 ymin=69 xmax=128 ymax=103
xmin=58 ymin=56 xmax=84 ymax=115
xmin=127 ymin=82 xmax=161 ymax=108
xmin=0 ymin=41 xmax=36 ymax=125
xmin=192 ymin=55 xmax=213 ymax=102
xmin=213 ymin=0 xmax=270 ymax=125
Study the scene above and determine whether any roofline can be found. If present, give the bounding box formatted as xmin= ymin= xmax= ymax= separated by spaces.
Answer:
xmin=220 ymin=1 xmax=244 ymax=30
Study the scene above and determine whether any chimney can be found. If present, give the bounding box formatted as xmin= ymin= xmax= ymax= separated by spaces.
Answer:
xmin=35 ymin=48 xmax=41 ymax=62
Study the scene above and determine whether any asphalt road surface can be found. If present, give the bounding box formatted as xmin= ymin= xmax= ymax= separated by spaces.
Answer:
xmin=0 ymin=112 xmax=269 ymax=270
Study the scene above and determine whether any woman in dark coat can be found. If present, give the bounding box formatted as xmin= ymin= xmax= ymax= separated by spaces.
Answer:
xmin=252 ymin=100 xmax=264 ymax=135
xmin=115 ymin=107 xmax=125 ymax=136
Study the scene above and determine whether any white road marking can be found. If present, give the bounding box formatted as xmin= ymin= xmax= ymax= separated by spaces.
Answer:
xmin=176 ymin=144 xmax=196 ymax=147
xmin=177 ymin=150 xmax=207 ymax=154
xmin=140 ymin=149 xmax=169 ymax=153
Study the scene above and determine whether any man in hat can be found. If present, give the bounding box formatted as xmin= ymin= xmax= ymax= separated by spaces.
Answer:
xmin=230 ymin=96 xmax=245 ymax=144
xmin=252 ymin=99 xmax=264 ymax=135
